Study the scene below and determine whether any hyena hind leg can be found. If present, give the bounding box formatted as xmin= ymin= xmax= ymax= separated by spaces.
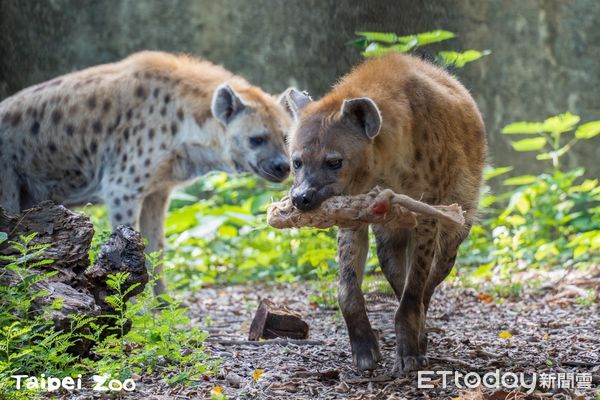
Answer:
xmin=420 ymin=225 xmax=471 ymax=353
xmin=338 ymin=226 xmax=381 ymax=371
xmin=390 ymin=219 xmax=437 ymax=375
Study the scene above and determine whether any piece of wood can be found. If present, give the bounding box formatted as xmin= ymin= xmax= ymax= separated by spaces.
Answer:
xmin=0 ymin=202 xmax=148 ymax=354
xmin=248 ymin=299 xmax=310 ymax=340
xmin=267 ymin=186 xmax=465 ymax=230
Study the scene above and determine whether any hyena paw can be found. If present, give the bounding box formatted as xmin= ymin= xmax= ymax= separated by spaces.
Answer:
xmin=351 ymin=337 xmax=382 ymax=370
xmin=392 ymin=355 xmax=428 ymax=377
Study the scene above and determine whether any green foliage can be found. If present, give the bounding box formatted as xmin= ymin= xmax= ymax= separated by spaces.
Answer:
xmin=352 ymin=29 xmax=490 ymax=68
xmin=0 ymin=236 xmax=212 ymax=398
xmin=458 ymin=113 xmax=600 ymax=290
xmin=164 ymin=172 xmax=348 ymax=288
xmin=0 ymin=234 xmax=84 ymax=400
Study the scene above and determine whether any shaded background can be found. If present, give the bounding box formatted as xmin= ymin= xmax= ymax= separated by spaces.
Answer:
xmin=1 ymin=0 xmax=598 ymax=176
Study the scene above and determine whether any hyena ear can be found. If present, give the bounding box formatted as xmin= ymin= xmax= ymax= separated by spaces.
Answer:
xmin=211 ymin=84 xmax=246 ymax=125
xmin=280 ymin=88 xmax=312 ymax=121
xmin=340 ymin=97 xmax=382 ymax=139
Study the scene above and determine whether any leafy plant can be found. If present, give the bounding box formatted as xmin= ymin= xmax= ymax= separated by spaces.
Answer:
xmin=352 ymin=30 xmax=490 ymax=68
xmin=458 ymin=113 xmax=600 ymax=290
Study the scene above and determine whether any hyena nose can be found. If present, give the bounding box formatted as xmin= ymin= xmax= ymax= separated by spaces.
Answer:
xmin=272 ymin=160 xmax=290 ymax=177
xmin=291 ymin=188 xmax=316 ymax=211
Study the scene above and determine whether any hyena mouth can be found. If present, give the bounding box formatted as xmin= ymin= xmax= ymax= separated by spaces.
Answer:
xmin=233 ymin=160 xmax=246 ymax=173
xmin=249 ymin=162 xmax=282 ymax=183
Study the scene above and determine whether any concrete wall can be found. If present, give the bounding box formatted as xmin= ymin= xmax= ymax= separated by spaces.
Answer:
xmin=1 ymin=0 xmax=598 ymax=176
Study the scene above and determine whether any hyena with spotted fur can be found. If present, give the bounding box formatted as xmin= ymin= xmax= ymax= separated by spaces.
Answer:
xmin=285 ymin=53 xmax=486 ymax=375
xmin=0 ymin=51 xmax=292 ymax=294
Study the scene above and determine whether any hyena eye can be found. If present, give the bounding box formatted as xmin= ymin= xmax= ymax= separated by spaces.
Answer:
xmin=326 ymin=159 xmax=343 ymax=170
xmin=249 ymin=136 xmax=266 ymax=146
xmin=293 ymin=159 xmax=302 ymax=169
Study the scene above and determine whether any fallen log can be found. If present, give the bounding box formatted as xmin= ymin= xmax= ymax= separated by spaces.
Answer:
xmin=267 ymin=186 xmax=465 ymax=230
xmin=0 ymin=201 xmax=148 ymax=354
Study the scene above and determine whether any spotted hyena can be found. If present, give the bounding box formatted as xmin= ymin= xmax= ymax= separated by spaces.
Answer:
xmin=285 ymin=53 xmax=486 ymax=375
xmin=0 ymin=51 xmax=292 ymax=294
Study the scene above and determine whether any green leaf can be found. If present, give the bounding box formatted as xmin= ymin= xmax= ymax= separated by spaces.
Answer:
xmin=502 ymin=175 xmax=538 ymax=186
xmin=502 ymin=122 xmax=544 ymax=135
xmin=414 ymin=30 xmax=455 ymax=45
xmin=542 ymin=113 xmax=580 ymax=134
xmin=483 ymin=166 xmax=514 ymax=181
xmin=356 ymin=31 xmax=399 ymax=43
xmin=361 ymin=42 xmax=413 ymax=57
xmin=510 ymin=137 xmax=547 ymax=152
xmin=575 ymin=120 xmax=600 ymax=139
xmin=437 ymin=49 xmax=490 ymax=68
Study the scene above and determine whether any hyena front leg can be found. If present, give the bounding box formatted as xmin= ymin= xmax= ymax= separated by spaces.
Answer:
xmin=338 ymin=226 xmax=381 ymax=370
xmin=391 ymin=219 xmax=437 ymax=375
xmin=139 ymin=189 xmax=171 ymax=296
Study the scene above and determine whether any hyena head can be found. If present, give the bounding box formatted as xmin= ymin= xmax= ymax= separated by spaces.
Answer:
xmin=286 ymin=89 xmax=382 ymax=211
xmin=211 ymin=84 xmax=291 ymax=182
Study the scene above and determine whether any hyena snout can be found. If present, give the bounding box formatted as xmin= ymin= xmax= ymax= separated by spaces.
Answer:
xmin=290 ymin=185 xmax=318 ymax=211
xmin=257 ymin=154 xmax=289 ymax=182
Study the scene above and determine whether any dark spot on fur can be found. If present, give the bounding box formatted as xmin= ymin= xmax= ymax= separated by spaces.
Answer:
xmin=127 ymin=209 xmax=133 ymax=217
xmin=164 ymin=94 xmax=171 ymax=104
xmin=10 ymin=112 xmax=22 ymax=126
xmin=51 ymin=109 xmax=62 ymax=124
xmin=83 ymin=148 xmax=90 ymax=158
xmin=66 ymin=124 xmax=74 ymax=136
xmin=170 ymin=122 xmax=178 ymax=136
xmin=30 ymin=121 xmax=40 ymax=135
xmin=48 ymin=142 xmax=57 ymax=152
xmin=124 ymin=128 xmax=130 ymax=141
xmin=87 ymin=96 xmax=97 ymax=110
xmin=144 ymin=158 xmax=151 ymax=167
xmin=160 ymin=107 xmax=167 ymax=117
xmin=135 ymin=85 xmax=147 ymax=98
xmin=148 ymin=129 xmax=155 ymax=139
xmin=114 ymin=198 xmax=121 ymax=206
xmin=129 ymin=165 xmax=136 ymax=174
xmin=134 ymin=176 xmax=140 ymax=184
xmin=177 ymin=108 xmax=184 ymax=121
xmin=115 ymin=213 xmax=122 ymax=222
xmin=102 ymin=99 xmax=111 ymax=114
xmin=137 ymin=148 xmax=143 ymax=157
xmin=90 ymin=141 xmax=98 ymax=154
xmin=415 ymin=149 xmax=422 ymax=162
xmin=122 ymin=154 xmax=128 ymax=163
xmin=92 ymin=120 xmax=102 ymax=134
xmin=149 ymin=105 xmax=154 ymax=114
xmin=126 ymin=109 xmax=133 ymax=120
xmin=153 ymin=88 xmax=160 ymax=98
xmin=429 ymin=159 xmax=435 ymax=171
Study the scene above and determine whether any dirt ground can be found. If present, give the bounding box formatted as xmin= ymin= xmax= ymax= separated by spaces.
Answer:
xmin=66 ymin=267 xmax=599 ymax=400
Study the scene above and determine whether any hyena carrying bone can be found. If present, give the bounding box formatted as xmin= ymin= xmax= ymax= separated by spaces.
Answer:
xmin=0 ymin=51 xmax=293 ymax=294
xmin=283 ymin=53 xmax=486 ymax=375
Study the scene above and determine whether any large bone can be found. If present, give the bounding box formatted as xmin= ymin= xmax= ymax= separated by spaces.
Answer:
xmin=267 ymin=187 xmax=465 ymax=230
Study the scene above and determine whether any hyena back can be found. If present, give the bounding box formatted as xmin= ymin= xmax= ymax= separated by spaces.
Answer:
xmin=286 ymin=53 xmax=486 ymax=375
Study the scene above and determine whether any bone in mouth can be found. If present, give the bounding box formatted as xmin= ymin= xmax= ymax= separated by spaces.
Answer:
xmin=267 ymin=186 xmax=466 ymax=230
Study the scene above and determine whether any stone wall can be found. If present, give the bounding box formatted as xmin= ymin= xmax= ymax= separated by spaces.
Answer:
xmin=1 ymin=0 xmax=598 ymax=175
